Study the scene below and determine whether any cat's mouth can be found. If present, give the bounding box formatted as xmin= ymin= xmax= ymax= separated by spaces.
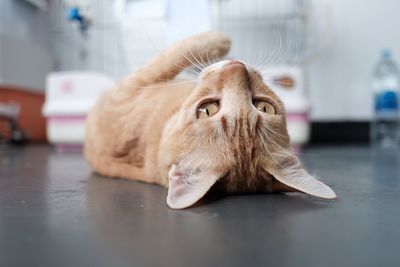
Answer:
xmin=207 ymin=172 xmax=273 ymax=195
xmin=197 ymin=173 xmax=281 ymax=207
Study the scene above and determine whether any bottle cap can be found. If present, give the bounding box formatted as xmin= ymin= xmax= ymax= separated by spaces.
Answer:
xmin=382 ymin=48 xmax=392 ymax=60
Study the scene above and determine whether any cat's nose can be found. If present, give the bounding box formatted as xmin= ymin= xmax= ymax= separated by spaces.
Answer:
xmin=221 ymin=60 xmax=249 ymax=85
xmin=217 ymin=60 xmax=250 ymax=98
xmin=223 ymin=60 xmax=247 ymax=72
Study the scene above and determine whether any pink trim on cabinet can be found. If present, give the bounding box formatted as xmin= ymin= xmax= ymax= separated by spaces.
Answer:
xmin=286 ymin=113 xmax=309 ymax=122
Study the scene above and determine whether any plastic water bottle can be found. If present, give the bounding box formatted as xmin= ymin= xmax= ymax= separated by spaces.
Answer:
xmin=371 ymin=49 xmax=400 ymax=148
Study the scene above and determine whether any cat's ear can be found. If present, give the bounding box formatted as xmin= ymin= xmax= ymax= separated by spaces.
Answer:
xmin=167 ymin=164 xmax=223 ymax=209
xmin=265 ymin=153 xmax=336 ymax=199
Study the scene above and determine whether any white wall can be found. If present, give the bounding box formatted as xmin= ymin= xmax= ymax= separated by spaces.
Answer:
xmin=0 ymin=0 xmax=53 ymax=91
xmin=308 ymin=0 xmax=400 ymax=121
xmin=0 ymin=0 xmax=51 ymax=49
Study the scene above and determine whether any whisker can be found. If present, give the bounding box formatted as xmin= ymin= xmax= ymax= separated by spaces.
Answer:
xmin=188 ymin=48 xmax=206 ymax=70
xmin=260 ymin=30 xmax=281 ymax=67
xmin=259 ymin=31 xmax=281 ymax=67
xmin=194 ymin=47 xmax=208 ymax=69
xmin=257 ymin=124 xmax=294 ymax=166
xmin=269 ymin=31 xmax=284 ymax=66
xmin=258 ymin=128 xmax=273 ymax=158
xmin=173 ymin=63 xmax=200 ymax=76
xmin=183 ymin=53 xmax=202 ymax=72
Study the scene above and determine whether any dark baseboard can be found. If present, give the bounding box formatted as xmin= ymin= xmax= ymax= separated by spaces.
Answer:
xmin=310 ymin=121 xmax=370 ymax=144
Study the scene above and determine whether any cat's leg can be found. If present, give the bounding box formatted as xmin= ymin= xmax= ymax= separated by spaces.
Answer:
xmin=89 ymin=154 xmax=163 ymax=185
xmin=123 ymin=31 xmax=231 ymax=92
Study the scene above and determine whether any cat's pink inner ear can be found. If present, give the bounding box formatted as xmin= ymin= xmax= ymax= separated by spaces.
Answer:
xmin=167 ymin=165 xmax=221 ymax=209
xmin=268 ymin=156 xmax=336 ymax=199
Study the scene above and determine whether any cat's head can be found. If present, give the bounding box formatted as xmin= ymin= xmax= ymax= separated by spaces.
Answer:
xmin=160 ymin=60 xmax=336 ymax=209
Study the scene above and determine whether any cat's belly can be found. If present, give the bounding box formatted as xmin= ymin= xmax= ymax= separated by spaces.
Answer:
xmin=84 ymin=80 xmax=195 ymax=186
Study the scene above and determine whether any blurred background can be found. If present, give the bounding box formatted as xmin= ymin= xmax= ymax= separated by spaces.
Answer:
xmin=1 ymin=0 xmax=400 ymax=148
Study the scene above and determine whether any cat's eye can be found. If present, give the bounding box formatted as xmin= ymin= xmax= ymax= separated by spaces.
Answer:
xmin=197 ymin=101 xmax=220 ymax=118
xmin=253 ymin=100 xmax=276 ymax=114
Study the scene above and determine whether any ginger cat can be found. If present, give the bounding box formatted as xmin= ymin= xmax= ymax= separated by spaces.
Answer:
xmin=84 ymin=32 xmax=336 ymax=209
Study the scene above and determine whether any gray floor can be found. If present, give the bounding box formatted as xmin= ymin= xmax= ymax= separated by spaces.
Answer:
xmin=1 ymin=145 xmax=400 ymax=267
